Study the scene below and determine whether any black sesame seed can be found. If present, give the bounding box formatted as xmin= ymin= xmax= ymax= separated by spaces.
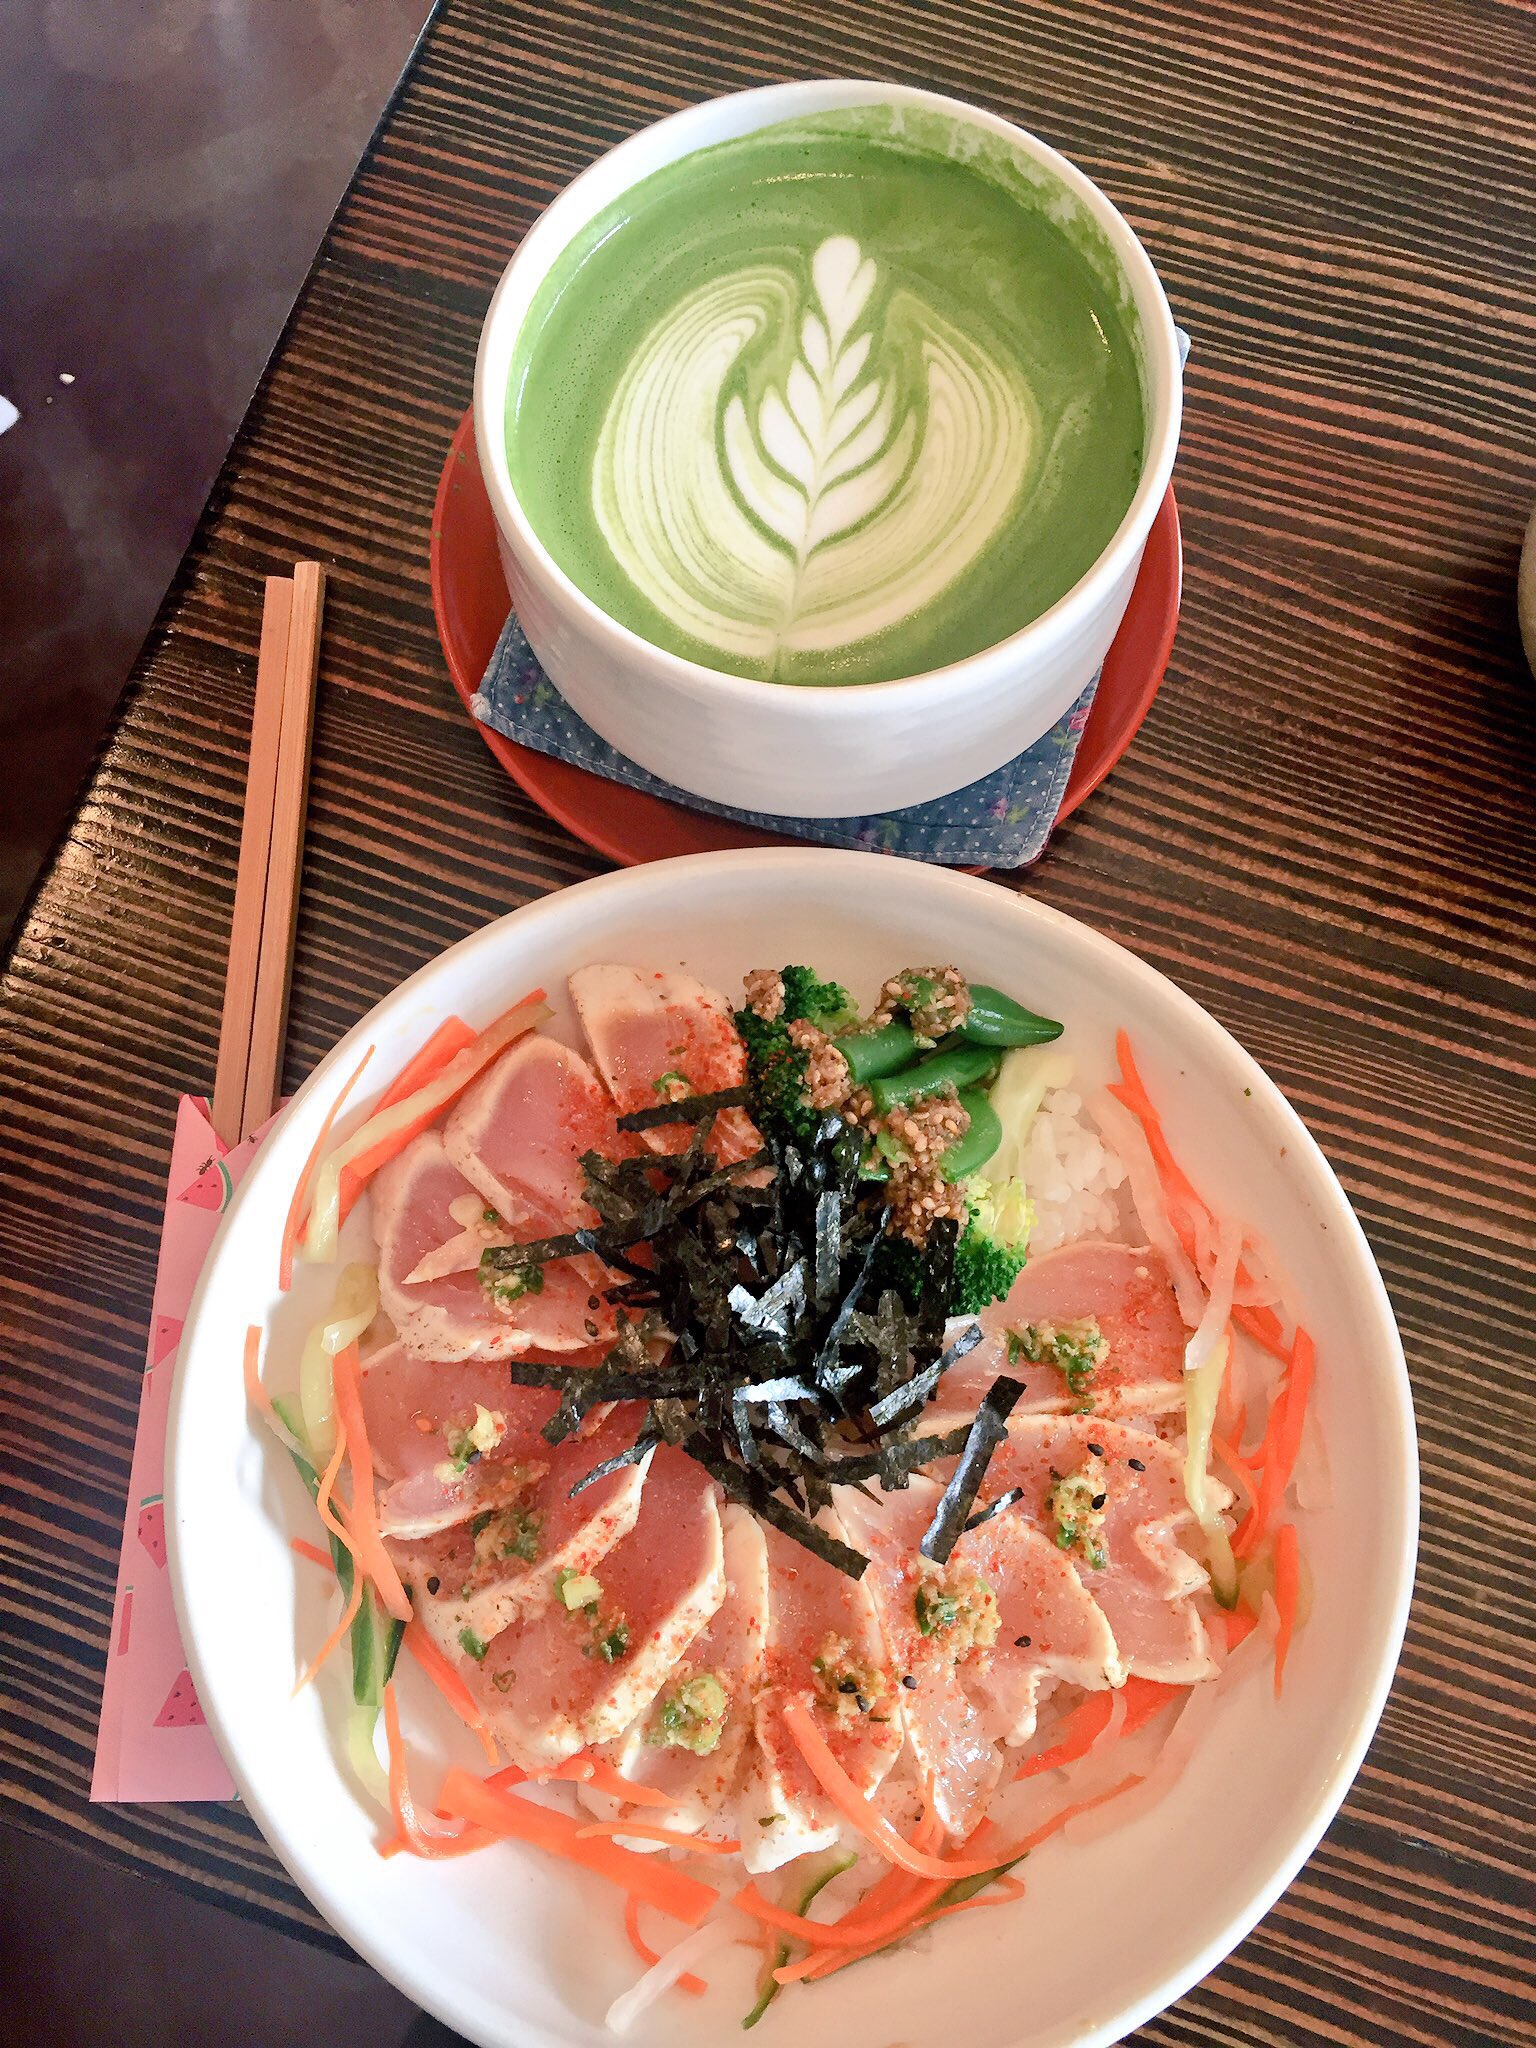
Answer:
xmin=1014 ymin=1634 xmax=1032 ymax=1648
xmin=1087 ymin=1442 xmax=1104 ymax=1456
xmin=1128 ymin=1457 xmax=1146 ymax=1472
xmin=588 ymin=1296 xmax=600 ymax=1309
xmin=1090 ymin=1493 xmax=1107 ymax=1511
xmin=426 ymin=1575 xmax=441 ymax=1595
xmin=855 ymin=1693 xmax=871 ymax=1713
xmin=901 ymin=1674 xmax=919 ymax=1690
xmin=466 ymin=1448 xmax=482 ymax=1464
xmin=583 ymin=1319 xmax=599 ymax=1338
xmin=837 ymin=1677 xmax=858 ymax=1694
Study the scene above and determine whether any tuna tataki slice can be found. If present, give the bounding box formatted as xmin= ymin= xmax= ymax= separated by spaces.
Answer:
xmin=950 ymin=1510 xmax=1123 ymax=1745
xmin=958 ymin=1414 xmax=1224 ymax=1686
xmin=942 ymin=1242 xmax=1188 ymax=1420
xmin=602 ymin=1505 xmax=769 ymax=1838
xmin=360 ymin=1340 xmax=571 ymax=1539
xmin=388 ymin=1404 xmax=650 ymax=1653
xmin=470 ymin=1446 xmax=725 ymax=1770
xmin=443 ymin=1031 xmax=638 ymax=1232
xmin=832 ymin=1479 xmax=1002 ymax=1836
xmin=742 ymin=1521 xmax=904 ymax=1873
xmin=569 ymin=964 xmax=760 ymax=1164
xmin=372 ymin=1130 xmax=616 ymax=1361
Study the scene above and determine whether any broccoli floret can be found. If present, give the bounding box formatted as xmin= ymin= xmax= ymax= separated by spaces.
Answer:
xmin=734 ymin=1006 xmax=823 ymax=1147
xmin=735 ymin=968 xmax=859 ymax=1147
xmin=779 ymin=966 xmax=858 ymax=1032
xmin=951 ymin=1226 xmax=1027 ymax=1316
xmin=950 ymin=1176 xmax=1034 ymax=1316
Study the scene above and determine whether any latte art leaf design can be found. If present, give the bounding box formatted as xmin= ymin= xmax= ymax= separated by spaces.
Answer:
xmin=592 ymin=235 xmax=1039 ymax=673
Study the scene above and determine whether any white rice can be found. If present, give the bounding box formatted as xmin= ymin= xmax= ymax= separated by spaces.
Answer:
xmin=1023 ymin=1087 xmax=1129 ymax=1253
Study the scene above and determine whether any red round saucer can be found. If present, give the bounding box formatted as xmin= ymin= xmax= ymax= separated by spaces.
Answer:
xmin=430 ymin=408 xmax=1180 ymax=868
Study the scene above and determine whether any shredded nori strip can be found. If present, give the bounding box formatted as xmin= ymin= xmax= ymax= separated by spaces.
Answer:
xmin=704 ymin=1446 xmax=870 ymax=1578
xmin=499 ymin=1092 xmax=999 ymax=1576
xmin=920 ymin=1376 xmax=1026 ymax=1565
xmin=821 ymin=1425 xmax=975 ymax=1483
xmin=568 ymin=1422 xmax=660 ymax=1494
xmin=615 ymin=1084 xmax=751 ymax=1133
xmin=964 ymin=1485 xmax=1025 ymax=1532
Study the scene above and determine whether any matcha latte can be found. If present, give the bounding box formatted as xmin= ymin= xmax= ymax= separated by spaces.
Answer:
xmin=505 ymin=106 xmax=1147 ymax=686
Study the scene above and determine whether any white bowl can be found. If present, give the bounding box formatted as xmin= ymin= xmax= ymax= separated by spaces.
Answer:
xmin=473 ymin=83 xmax=1183 ymax=817
xmin=168 ymin=850 xmax=1415 ymax=2048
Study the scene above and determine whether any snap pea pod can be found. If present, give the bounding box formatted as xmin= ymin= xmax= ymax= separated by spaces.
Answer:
xmin=958 ymin=983 xmax=1065 ymax=1048
xmin=869 ymin=1043 xmax=998 ymax=1113
xmin=941 ymin=1086 xmax=1004 ymax=1182
xmin=831 ymin=1019 xmax=920 ymax=1086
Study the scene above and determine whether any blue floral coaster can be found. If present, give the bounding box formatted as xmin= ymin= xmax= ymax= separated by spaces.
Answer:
xmin=471 ymin=614 xmax=1098 ymax=869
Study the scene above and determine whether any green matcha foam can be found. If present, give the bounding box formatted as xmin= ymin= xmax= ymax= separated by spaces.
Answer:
xmin=507 ymin=104 xmax=1146 ymax=686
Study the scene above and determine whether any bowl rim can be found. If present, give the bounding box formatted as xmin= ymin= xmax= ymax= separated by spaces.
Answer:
xmin=167 ymin=849 xmax=1419 ymax=2048
xmin=472 ymin=78 xmax=1184 ymax=710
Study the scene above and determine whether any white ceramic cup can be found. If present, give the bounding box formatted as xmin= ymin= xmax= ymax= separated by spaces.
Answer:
xmin=474 ymin=81 xmax=1183 ymax=818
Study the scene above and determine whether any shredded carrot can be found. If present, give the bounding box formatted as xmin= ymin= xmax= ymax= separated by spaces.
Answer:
xmin=775 ymin=1775 xmax=1143 ymax=1986
xmin=546 ymin=1756 xmax=678 ymax=1807
xmin=377 ymin=1829 xmax=497 ymax=1860
xmin=794 ymin=1880 xmax=1028 ymax=1985
xmin=1014 ymin=1690 xmax=1114 ymax=1780
xmin=1230 ymin=1401 xmax=1249 ymax=1456
xmin=337 ymin=1017 xmax=476 ymax=1225
xmin=330 ymin=1344 xmax=412 ymax=1621
xmin=307 ymin=991 xmax=547 ymax=1250
xmin=1117 ymin=1675 xmax=1184 ymax=1735
xmin=577 ymin=1820 xmax=740 ymax=1854
xmin=1232 ymin=1398 xmax=1289 ymax=1555
xmin=1112 ymin=1032 xmax=1293 ymax=1361
xmin=313 ymin=1414 xmax=352 ymax=1551
xmin=1014 ymin=1675 xmax=1180 ymax=1782
xmin=1233 ymin=1329 xmax=1316 ymax=1559
xmin=1231 ymin=1302 xmax=1291 ymax=1359
xmin=737 ymin=1883 xmax=897 ymax=1954
xmin=756 ymin=1835 xmax=997 ymax=1974
xmin=1272 ymin=1523 xmax=1301 ymax=1696
xmin=242 ymin=1324 xmax=278 ymax=1424
xmin=438 ymin=1768 xmax=719 ymax=1926
xmin=1108 ymin=1032 xmax=1204 ymax=1254
xmin=295 ymin=1555 xmax=362 ymax=1693
xmin=290 ymin=1537 xmax=332 ymax=1571
xmin=279 ymin=1044 xmax=375 ymax=1289
xmin=1211 ymin=1434 xmax=1261 ymax=1515
xmin=382 ymin=1686 xmax=494 ymax=1859
xmin=623 ymin=1896 xmax=708 ymax=1997
xmin=1225 ymin=1606 xmax=1259 ymax=1651
xmin=838 ymin=1782 xmax=944 ymax=1924
xmin=403 ymin=1623 xmax=498 ymax=1767
xmin=780 ymin=1701 xmax=1002 ymax=1880
xmin=490 ymin=1753 xmax=678 ymax=1808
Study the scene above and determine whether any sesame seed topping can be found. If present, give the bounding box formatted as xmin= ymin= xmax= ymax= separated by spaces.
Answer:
xmin=1014 ymin=1634 xmax=1032 ymax=1648
xmin=1087 ymin=1442 xmax=1104 ymax=1456
xmin=1128 ymin=1457 xmax=1146 ymax=1471
xmin=426 ymin=1576 xmax=440 ymax=1595
xmin=901 ymin=1674 xmax=918 ymax=1689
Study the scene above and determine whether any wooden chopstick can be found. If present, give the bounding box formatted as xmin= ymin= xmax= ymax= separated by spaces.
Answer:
xmin=240 ymin=561 xmax=327 ymax=1142
xmin=210 ymin=576 xmax=294 ymax=1147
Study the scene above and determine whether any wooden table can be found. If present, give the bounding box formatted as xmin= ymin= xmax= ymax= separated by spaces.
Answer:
xmin=3 ymin=3 xmax=1532 ymax=2041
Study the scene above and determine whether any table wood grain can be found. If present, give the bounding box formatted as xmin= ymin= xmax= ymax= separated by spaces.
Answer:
xmin=2 ymin=2 xmax=1533 ymax=2040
